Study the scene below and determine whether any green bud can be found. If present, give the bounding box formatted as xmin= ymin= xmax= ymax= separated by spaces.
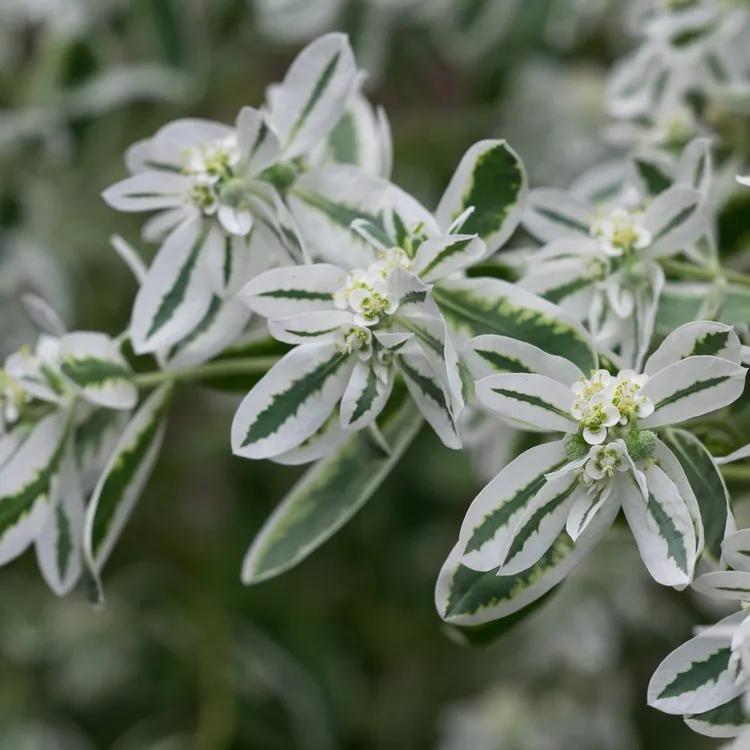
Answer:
xmin=627 ymin=429 xmax=657 ymax=460
xmin=564 ymin=433 xmax=589 ymax=460
xmin=259 ymin=162 xmax=298 ymax=193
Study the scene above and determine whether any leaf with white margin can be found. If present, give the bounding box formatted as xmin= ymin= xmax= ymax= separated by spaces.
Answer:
xmin=466 ymin=334 xmax=584 ymax=383
xmin=645 ymin=321 xmax=742 ymax=375
xmin=457 ymin=441 xmax=567 ymax=572
xmin=288 ymin=164 xmax=439 ymax=268
xmin=35 ymin=449 xmax=84 ymax=596
xmin=716 ymin=445 xmax=750 ymax=466
xmin=242 ymin=398 xmax=422 ymax=584
xmin=685 ymin=696 xmax=749 ymax=739
xmin=231 ymin=342 xmax=354 ymax=460
xmin=83 ymin=385 xmax=171 ymax=597
xmin=645 ymin=187 xmax=705 ymax=258
xmin=436 ymin=497 xmax=618 ymax=626
xmin=270 ymin=33 xmax=359 ymax=159
xmin=435 ymin=140 xmax=527 ymax=255
xmin=605 ymin=45 xmax=661 ymax=119
xmin=164 ymin=295 xmax=251 ymax=370
xmin=273 ymin=412 xmax=350 ymax=466
xmin=311 ymin=94 xmax=392 ymax=178
xmin=651 ymin=437 xmax=705 ymax=560
xmin=662 ymin=429 xmax=729 ymax=563
xmin=722 ymin=530 xmax=750 ymax=574
xmin=475 ymin=373 xmax=577 ymax=434
xmin=523 ymin=188 xmax=592 ymax=243
xmin=340 ymin=360 xmax=393 ymax=431
xmin=239 ymin=263 xmax=345 ymax=319
xmin=675 ymin=137 xmax=713 ymax=195
xmin=268 ymin=310 xmax=352 ymax=346
xmin=693 ymin=571 xmax=750 ymax=601
xmin=434 ymin=277 xmax=597 ymax=373
xmin=236 ymin=106 xmax=281 ymax=177
xmin=58 ymin=332 xmax=137 ymax=410
xmin=397 ymin=349 xmax=461 ymax=450
xmin=566 ymin=482 xmax=613 ymax=541
xmin=101 ymin=170 xmax=192 ymax=213
xmin=497 ymin=472 xmax=582 ymax=575
xmin=0 ymin=411 xmax=68 ymax=566
xmin=648 ymin=611 xmax=746 ymax=715
xmin=412 ymin=234 xmax=485 ymax=283
xmin=130 ymin=217 xmax=217 ymax=354
xmin=641 ymin=356 xmax=747 ymax=429
xmin=619 ymin=466 xmax=696 ymax=587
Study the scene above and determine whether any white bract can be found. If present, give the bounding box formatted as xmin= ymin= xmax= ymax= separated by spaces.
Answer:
xmin=440 ymin=321 xmax=746 ymax=610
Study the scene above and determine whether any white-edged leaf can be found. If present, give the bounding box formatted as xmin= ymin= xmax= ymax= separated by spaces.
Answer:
xmin=239 ymin=263 xmax=344 ymax=318
xmin=435 ymin=139 xmax=527 ymax=254
xmin=434 ymin=276 xmax=597 ymax=373
xmin=35 ymin=449 xmax=83 ymax=596
xmin=130 ymin=217 xmax=216 ymax=354
xmin=645 ymin=186 xmax=705 ymax=258
xmin=102 ymin=170 xmax=191 ymax=213
xmin=457 ymin=440 xmax=567 ymax=572
xmin=58 ymin=332 xmax=137 ymax=410
xmin=0 ymin=412 xmax=68 ymax=566
xmin=412 ymin=234 xmax=485 ymax=282
xmin=641 ymin=356 xmax=747 ymax=428
xmin=648 ymin=611 xmax=745 ymax=715
xmin=242 ymin=399 xmax=422 ymax=584
xmin=693 ymin=571 xmax=750 ymax=601
xmin=268 ymin=310 xmax=352 ymax=345
xmin=82 ymin=385 xmax=171 ymax=595
xmin=722 ymin=530 xmax=750 ymax=573
xmin=231 ymin=342 xmax=354 ymax=460
xmin=685 ymin=697 xmax=750 ymax=739
xmin=270 ymin=32 xmax=359 ymax=159
xmin=645 ymin=321 xmax=742 ymax=374
xmin=339 ymin=360 xmax=393 ymax=431
xmin=475 ymin=372 xmax=576 ymax=433
xmin=523 ymin=188 xmax=592 ymax=242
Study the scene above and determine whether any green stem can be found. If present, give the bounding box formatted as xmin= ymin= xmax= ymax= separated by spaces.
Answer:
xmin=720 ymin=465 xmax=750 ymax=483
xmin=660 ymin=259 xmax=750 ymax=288
xmin=132 ymin=356 xmax=279 ymax=388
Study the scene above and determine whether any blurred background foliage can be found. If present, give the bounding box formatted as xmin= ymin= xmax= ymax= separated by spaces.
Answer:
xmin=0 ymin=1 xmax=746 ymax=748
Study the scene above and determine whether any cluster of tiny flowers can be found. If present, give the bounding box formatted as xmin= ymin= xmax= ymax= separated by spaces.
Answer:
xmin=182 ymin=136 xmax=251 ymax=233
xmin=590 ymin=207 xmax=652 ymax=257
xmin=571 ymin=369 xmax=653 ymax=446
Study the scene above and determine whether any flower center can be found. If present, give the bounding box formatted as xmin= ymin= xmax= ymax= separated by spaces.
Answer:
xmin=590 ymin=208 xmax=652 ymax=256
xmin=182 ymin=136 xmax=241 ymax=214
xmin=333 ymin=269 xmax=399 ymax=327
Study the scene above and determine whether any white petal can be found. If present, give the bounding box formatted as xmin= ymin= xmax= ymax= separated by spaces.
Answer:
xmin=102 ymin=171 xmax=190 ymax=212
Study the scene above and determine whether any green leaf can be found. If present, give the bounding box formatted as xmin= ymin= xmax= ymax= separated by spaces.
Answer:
xmin=686 ymin=696 xmax=748 ymax=736
xmin=662 ymin=429 xmax=731 ymax=562
xmin=242 ymin=397 xmax=422 ymax=585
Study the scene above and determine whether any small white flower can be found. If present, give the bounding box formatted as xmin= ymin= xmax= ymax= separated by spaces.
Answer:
xmin=611 ymin=370 xmax=654 ymax=424
xmin=590 ymin=207 xmax=652 ymax=257
xmin=582 ymin=441 xmax=630 ymax=487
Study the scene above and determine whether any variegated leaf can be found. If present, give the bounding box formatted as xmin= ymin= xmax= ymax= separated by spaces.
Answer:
xmin=436 ymin=497 xmax=618 ymax=626
xmin=242 ymin=398 xmax=422 ymax=584
xmin=0 ymin=412 xmax=68 ymax=566
xmin=648 ymin=611 xmax=746 ymax=715
xmin=435 ymin=140 xmax=527 ymax=254
xmin=434 ymin=277 xmax=597 ymax=373
xmin=685 ymin=696 xmax=749 ymax=739
xmin=231 ymin=342 xmax=354 ymax=460
xmin=83 ymin=385 xmax=171 ymax=596
xmin=662 ymin=429 xmax=731 ymax=563
xmin=59 ymin=332 xmax=137 ymax=410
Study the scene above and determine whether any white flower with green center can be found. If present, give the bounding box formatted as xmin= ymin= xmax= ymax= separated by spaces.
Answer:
xmin=436 ymin=320 xmax=746 ymax=628
xmin=521 ymin=141 xmax=708 ymax=368
xmin=231 ymin=255 xmax=465 ymax=463
xmin=590 ymin=207 xmax=652 ymax=257
xmin=648 ymin=529 xmax=750 ymax=740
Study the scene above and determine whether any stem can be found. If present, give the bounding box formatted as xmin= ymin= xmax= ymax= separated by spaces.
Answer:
xmin=132 ymin=356 xmax=279 ymax=388
xmin=660 ymin=258 xmax=750 ymax=288
xmin=721 ymin=465 xmax=750 ymax=483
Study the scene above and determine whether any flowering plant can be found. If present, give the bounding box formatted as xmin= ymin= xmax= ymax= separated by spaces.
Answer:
xmin=2 ymin=2 xmax=750 ymax=743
